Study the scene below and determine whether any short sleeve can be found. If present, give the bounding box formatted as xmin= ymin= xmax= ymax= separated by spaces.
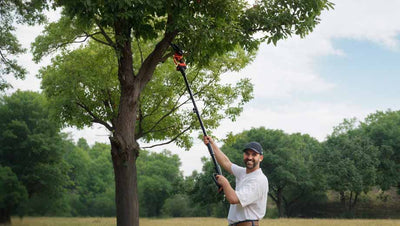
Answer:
xmin=231 ymin=164 xmax=245 ymax=178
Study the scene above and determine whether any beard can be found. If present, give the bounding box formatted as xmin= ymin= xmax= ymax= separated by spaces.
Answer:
xmin=244 ymin=159 xmax=259 ymax=170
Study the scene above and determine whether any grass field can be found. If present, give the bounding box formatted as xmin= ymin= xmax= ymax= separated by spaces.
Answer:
xmin=9 ymin=217 xmax=400 ymax=226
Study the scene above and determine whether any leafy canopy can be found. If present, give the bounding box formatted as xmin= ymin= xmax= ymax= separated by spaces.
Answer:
xmin=32 ymin=0 xmax=334 ymax=66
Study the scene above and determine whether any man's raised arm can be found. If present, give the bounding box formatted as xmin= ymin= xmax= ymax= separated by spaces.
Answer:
xmin=203 ymin=136 xmax=233 ymax=174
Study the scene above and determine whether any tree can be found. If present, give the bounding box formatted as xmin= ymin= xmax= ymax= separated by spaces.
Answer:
xmin=0 ymin=91 xmax=70 ymax=222
xmin=0 ymin=166 xmax=28 ymax=224
xmin=136 ymin=150 xmax=183 ymax=217
xmin=361 ymin=110 xmax=400 ymax=193
xmin=0 ymin=0 xmax=47 ymax=90
xmin=77 ymin=137 xmax=90 ymax=151
xmin=317 ymin=118 xmax=379 ymax=214
xmin=32 ymin=1 xmax=333 ymax=225
xmin=62 ymin=138 xmax=91 ymax=216
xmin=63 ymin=140 xmax=116 ymax=216
xmin=222 ymin=127 xmax=326 ymax=217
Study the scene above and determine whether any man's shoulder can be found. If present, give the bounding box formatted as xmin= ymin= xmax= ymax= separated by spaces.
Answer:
xmin=231 ymin=164 xmax=246 ymax=177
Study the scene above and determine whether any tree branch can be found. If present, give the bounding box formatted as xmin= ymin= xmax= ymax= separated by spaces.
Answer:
xmin=94 ymin=21 xmax=116 ymax=48
xmin=84 ymin=31 xmax=114 ymax=47
xmin=73 ymin=34 xmax=90 ymax=44
xmin=140 ymin=95 xmax=169 ymax=121
xmin=140 ymin=97 xmax=192 ymax=137
xmin=141 ymin=126 xmax=192 ymax=149
xmin=75 ymin=101 xmax=114 ymax=131
xmin=140 ymin=68 xmax=195 ymax=121
xmin=140 ymin=67 xmax=204 ymax=128
xmin=0 ymin=50 xmax=11 ymax=64
xmin=136 ymin=15 xmax=178 ymax=91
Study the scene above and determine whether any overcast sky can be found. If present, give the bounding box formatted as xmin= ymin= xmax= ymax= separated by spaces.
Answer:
xmin=8 ymin=0 xmax=400 ymax=176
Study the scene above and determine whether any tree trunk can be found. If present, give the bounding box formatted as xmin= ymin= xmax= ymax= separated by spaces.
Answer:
xmin=0 ymin=208 xmax=11 ymax=225
xmin=111 ymin=26 xmax=141 ymax=225
xmin=277 ymin=188 xmax=285 ymax=217
xmin=111 ymin=141 xmax=139 ymax=226
xmin=353 ymin=193 xmax=358 ymax=209
xmin=340 ymin=191 xmax=346 ymax=210
xmin=110 ymin=17 xmax=176 ymax=226
xmin=348 ymin=192 xmax=358 ymax=216
xmin=348 ymin=191 xmax=353 ymax=212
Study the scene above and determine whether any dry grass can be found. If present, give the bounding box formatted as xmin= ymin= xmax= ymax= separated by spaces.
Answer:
xmin=10 ymin=217 xmax=400 ymax=226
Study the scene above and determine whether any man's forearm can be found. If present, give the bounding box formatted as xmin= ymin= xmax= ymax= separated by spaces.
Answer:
xmin=209 ymin=141 xmax=229 ymax=164
xmin=222 ymin=182 xmax=240 ymax=204
xmin=208 ymin=140 xmax=232 ymax=174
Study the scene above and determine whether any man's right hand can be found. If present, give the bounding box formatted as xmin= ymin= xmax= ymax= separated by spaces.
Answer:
xmin=203 ymin=135 xmax=233 ymax=175
xmin=203 ymin=135 xmax=214 ymax=145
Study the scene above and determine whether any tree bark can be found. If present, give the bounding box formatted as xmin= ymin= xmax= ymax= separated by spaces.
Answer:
xmin=0 ymin=208 xmax=11 ymax=225
xmin=111 ymin=139 xmax=139 ymax=226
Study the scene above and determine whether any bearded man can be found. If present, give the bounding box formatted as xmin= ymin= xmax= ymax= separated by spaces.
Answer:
xmin=203 ymin=136 xmax=269 ymax=226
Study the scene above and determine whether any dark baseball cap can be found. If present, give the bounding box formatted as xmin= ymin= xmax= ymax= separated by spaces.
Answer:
xmin=242 ymin=142 xmax=263 ymax=155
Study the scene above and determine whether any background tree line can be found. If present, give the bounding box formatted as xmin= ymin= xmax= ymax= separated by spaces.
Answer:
xmin=1 ymin=90 xmax=399 ymax=222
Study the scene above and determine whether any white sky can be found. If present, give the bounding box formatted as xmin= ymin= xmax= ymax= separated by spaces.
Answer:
xmin=8 ymin=0 xmax=400 ymax=176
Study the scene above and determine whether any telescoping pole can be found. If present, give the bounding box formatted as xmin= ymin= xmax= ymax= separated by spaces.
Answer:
xmin=170 ymin=43 xmax=223 ymax=191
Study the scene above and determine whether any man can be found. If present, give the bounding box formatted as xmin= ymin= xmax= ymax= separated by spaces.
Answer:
xmin=203 ymin=136 xmax=269 ymax=226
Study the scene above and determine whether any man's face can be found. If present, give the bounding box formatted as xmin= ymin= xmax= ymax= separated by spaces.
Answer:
xmin=243 ymin=149 xmax=263 ymax=170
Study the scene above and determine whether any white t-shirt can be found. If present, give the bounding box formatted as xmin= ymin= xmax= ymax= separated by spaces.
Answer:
xmin=227 ymin=164 xmax=269 ymax=224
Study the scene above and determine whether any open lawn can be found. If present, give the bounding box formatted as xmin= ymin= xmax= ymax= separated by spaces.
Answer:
xmin=9 ymin=217 xmax=400 ymax=226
